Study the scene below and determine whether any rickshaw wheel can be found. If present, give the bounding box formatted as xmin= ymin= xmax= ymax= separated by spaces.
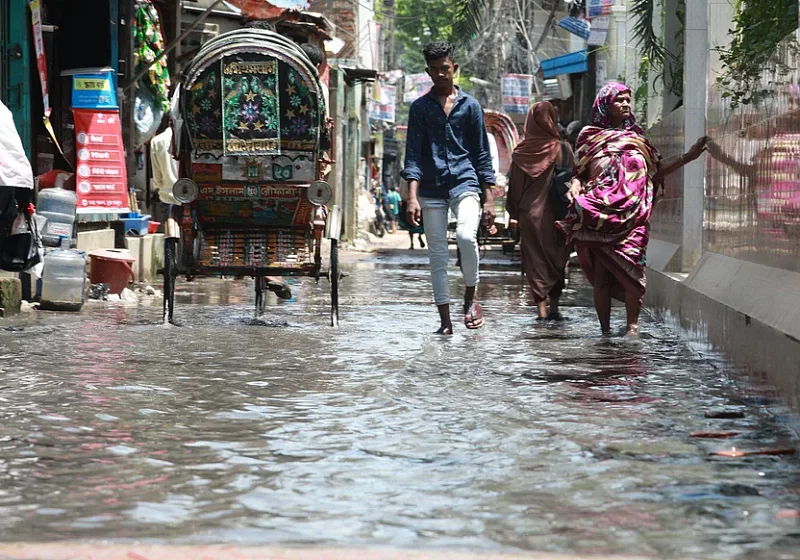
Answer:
xmin=330 ymin=239 xmax=339 ymax=327
xmin=163 ymin=238 xmax=178 ymax=323
xmin=254 ymin=276 xmax=266 ymax=317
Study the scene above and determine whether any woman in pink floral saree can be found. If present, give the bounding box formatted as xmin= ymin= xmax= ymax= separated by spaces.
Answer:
xmin=556 ymin=82 xmax=707 ymax=336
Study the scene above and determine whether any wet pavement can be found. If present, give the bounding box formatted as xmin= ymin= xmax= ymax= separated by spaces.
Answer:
xmin=0 ymin=244 xmax=798 ymax=559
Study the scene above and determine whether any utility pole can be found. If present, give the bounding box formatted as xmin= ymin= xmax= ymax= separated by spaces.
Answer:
xmin=384 ymin=0 xmax=396 ymax=70
xmin=485 ymin=0 xmax=503 ymax=110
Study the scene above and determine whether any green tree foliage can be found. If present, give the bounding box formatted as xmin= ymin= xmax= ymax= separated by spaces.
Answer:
xmin=630 ymin=0 xmax=684 ymax=99
xmin=394 ymin=0 xmax=485 ymax=74
xmin=394 ymin=0 xmax=453 ymax=74
xmin=716 ymin=0 xmax=799 ymax=107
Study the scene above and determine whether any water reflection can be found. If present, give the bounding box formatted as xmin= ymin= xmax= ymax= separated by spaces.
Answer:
xmin=705 ymin=126 xmax=800 ymax=271
xmin=0 ymin=255 xmax=796 ymax=558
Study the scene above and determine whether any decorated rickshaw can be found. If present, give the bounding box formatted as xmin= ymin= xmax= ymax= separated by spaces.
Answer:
xmin=163 ymin=29 xmax=341 ymax=325
xmin=484 ymin=109 xmax=520 ymax=246
xmin=447 ymin=109 xmax=520 ymax=248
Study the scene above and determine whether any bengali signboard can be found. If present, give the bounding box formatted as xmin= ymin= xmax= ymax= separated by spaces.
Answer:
xmin=588 ymin=16 xmax=611 ymax=46
xmin=71 ymin=71 xmax=118 ymax=110
xmin=192 ymin=160 xmax=315 ymax=227
xmin=72 ymin=109 xmax=129 ymax=214
xmin=586 ymin=0 xmax=613 ymax=18
xmin=501 ymin=74 xmax=533 ymax=114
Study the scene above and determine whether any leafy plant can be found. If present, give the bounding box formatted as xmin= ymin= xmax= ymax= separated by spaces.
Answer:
xmin=451 ymin=0 xmax=486 ymax=44
xmin=716 ymin=0 xmax=799 ymax=108
xmin=635 ymin=56 xmax=650 ymax=120
xmin=630 ymin=0 xmax=684 ymax=99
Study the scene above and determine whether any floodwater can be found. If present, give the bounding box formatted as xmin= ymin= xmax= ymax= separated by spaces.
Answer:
xmin=0 ymin=247 xmax=798 ymax=559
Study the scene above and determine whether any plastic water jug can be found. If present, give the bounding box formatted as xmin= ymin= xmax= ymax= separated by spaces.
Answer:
xmin=38 ymin=173 xmax=78 ymax=247
xmin=40 ymin=237 xmax=87 ymax=311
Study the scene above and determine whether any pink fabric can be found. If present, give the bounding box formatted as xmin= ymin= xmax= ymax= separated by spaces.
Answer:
xmin=555 ymin=88 xmax=661 ymax=301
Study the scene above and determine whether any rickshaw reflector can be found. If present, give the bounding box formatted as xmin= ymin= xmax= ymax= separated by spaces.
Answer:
xmin=308 ymin=180 xmax=333 ymax=205
xmin=173 ymin=179 xmax=199 ymax=204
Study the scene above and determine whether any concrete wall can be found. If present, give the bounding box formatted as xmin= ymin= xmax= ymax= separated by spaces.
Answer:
xmin=646 ymin=257 xmax=800 ymax=412
xmin=648 ymin=109 xmax=685 ymax=271
xmin=77 ymin=229 xmax=115 ymax=253
xmin=645 ymin=1 xmax=800 ymax=410
xmin=125 ymin=234 xmax=165 ymax=283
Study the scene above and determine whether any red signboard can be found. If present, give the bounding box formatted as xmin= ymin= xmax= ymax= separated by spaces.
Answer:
xmin=72 ymin=109 xmax=129 ymax=214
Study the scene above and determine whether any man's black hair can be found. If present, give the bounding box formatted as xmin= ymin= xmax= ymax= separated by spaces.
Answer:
xmin=300 ymin=43 xmax=324 ymax=67
xmin=423 ymin=41 xmax=456 ymax=64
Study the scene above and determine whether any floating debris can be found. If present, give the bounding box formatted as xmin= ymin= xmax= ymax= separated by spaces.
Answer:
xmin=777 ymin=509 xmax=800 ymax=519
xmin=690 ymin=431 xmax=741 ymax=439
xmin=704 ymin=410 xmax=746 ymax=419
xmin=88 ymin=283 xmax=110 ymax=301
xmin=710 ymin=448 xmax=796 ymax=458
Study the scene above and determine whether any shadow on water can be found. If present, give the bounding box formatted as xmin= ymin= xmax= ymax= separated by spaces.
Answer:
xmin=0 ymin=252 xmax=797 ymax=558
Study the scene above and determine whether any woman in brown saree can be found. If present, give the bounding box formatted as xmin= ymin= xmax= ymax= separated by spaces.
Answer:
xmin=507 ymin=102 xmax=573 ymax=320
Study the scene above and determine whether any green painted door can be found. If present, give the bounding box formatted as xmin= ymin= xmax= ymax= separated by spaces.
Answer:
xmin=1 ymin=0 xmax=32 ymax=157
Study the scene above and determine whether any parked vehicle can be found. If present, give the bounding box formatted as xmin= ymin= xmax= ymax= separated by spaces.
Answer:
xmin=371 ymin=202 xmax=388 ymax=238
xmin=164 ymin=28 xmax=341 ymax=325
xmin=448 ymin=109 xmax=520 ymax=251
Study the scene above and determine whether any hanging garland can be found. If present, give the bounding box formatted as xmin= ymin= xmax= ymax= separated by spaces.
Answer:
xmin=716 ymin=0 xmax=799 ymax=108
xmin=133 ymin=0 xmax=171 ymax=112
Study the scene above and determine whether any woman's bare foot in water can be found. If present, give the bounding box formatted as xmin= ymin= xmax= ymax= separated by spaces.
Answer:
xmin=622 ymin=324 xmax=640 ymax=337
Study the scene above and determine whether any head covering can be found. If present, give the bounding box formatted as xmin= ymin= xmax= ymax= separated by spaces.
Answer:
xmin=511 ymin=102 xmax=561 ymax=179
xmin=591 ymin=81 xmax=642 ymax=133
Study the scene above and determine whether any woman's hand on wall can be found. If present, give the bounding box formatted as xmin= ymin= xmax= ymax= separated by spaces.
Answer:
xmin=686 ymin=136 xmax=710 ymax=162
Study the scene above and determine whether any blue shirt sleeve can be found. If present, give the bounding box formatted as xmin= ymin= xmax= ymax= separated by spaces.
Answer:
xmin=401 ymin=102 xmax=424 ymax=182
xmin=470 ymin=102 xmax=496 ymax=186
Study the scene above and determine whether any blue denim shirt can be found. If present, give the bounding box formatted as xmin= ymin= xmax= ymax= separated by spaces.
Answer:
xmin=401 ymin=87 xmax=496 ymax=200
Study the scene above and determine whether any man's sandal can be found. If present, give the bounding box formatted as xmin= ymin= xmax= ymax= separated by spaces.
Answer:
xmin=464 ymin=302 xmax=485 ymax=329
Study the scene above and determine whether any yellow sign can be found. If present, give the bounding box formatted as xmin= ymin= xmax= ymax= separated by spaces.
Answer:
xmin=74 ymin=78 xmax=111 ymax=91
xmin=224 ymin=61 xmax=275 ymax=75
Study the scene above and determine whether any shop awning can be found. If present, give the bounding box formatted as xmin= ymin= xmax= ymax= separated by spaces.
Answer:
xmin=540 ymin=50 xmax=588 ymax=78
xmin=342 ymin=67 xmax=378 ymax=85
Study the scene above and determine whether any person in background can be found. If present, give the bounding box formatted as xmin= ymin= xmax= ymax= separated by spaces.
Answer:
xmin=300 ymin=43 xmax=326 ymax=111
xmin=565 ymin=120 xmax=582 ymax=148
xmin=402 ymin=41 xmax=496 ymax=334
xmin=385 ymin=185 xmax=402 ymax=234
xmin=149 ymin=115 xmax=179 ymax=224
xmin=507 ymin=102 xmax=573 ymax=321
xmin=556 ymin=82 xmax=707 ymax=336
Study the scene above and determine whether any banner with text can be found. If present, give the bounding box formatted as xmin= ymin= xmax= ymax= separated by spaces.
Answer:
xmin=368 ymin=84 xmax=397 ymax=122
xmin=29 ymin=0 xmax=49 ymax=117
xmin=403 ymin=73 xmax=433 ymax=103
xmin=501 ymin=74 xmax=533 ymax=114
xmin=588 ymin=16 xmax=611 ymax=46
xmin=72 ymin=110 xmax=130 ymax=214
xmin=586 ymin=0 xmax=613 ymax=18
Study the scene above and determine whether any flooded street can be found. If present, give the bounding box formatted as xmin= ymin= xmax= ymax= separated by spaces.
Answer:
xmin=0 ymin=247 xmax=798 ymax=559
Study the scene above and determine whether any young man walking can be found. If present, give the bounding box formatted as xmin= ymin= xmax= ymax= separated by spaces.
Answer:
xmin=402 ymin=41 xmax=496 ymax=334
